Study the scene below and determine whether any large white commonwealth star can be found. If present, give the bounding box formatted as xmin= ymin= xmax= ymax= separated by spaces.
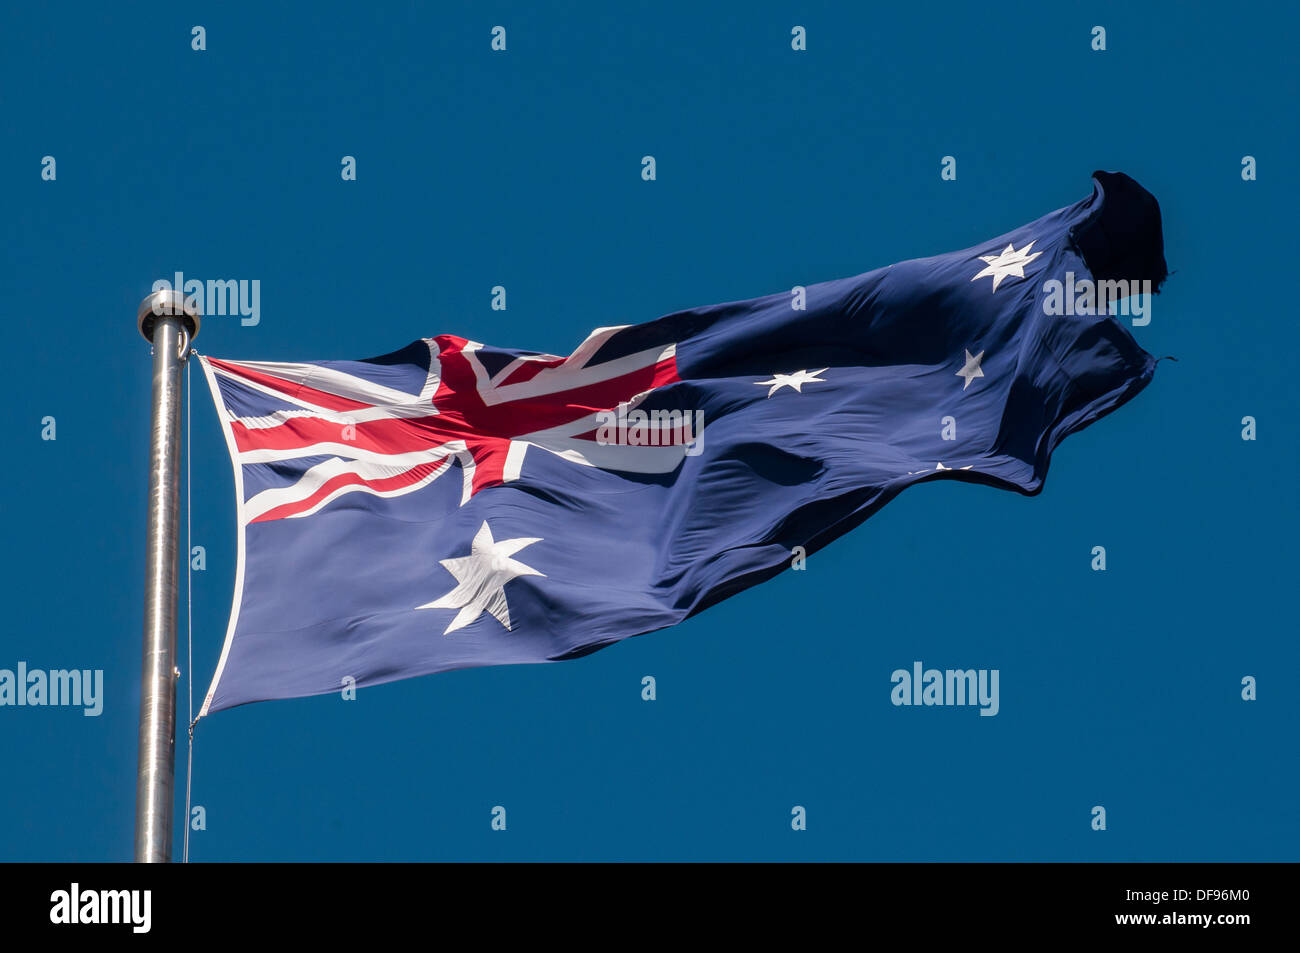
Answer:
xmin=970 ymin=240 xmax=1042 ymax=291
xmin=754 ymin=368 xmax=828 ymax=397
xmin=417 ymin=521 xmax=545 ymax=635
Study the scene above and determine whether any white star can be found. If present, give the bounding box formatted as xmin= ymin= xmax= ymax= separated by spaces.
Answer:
xmin=955 ymin=349 xmax=985 ymax=390
xmin=970 ymin=240 xmax=1043 ymax=292
xmin=754 ymin=368 xmax=828 ymax=398
xmin=906 ymin=462 xmax=975 ymax=475
xmin=417 ymin=521 xmax=545 ymax=635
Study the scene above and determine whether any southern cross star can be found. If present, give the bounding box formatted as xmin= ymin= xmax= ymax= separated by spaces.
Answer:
xmin=970 ymin=240 xmax=1042 ymax=292
xmin=955 ymin=349 xmax=985 ymax=390
xmin=417 ymin=521 xmax=545 ymax=635
xmin=755 ymin=368 xmax=828 ymax=397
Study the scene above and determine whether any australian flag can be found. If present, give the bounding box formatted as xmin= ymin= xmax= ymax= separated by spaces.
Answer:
xmin=196 ymin=171 xmax=1168 ymax=716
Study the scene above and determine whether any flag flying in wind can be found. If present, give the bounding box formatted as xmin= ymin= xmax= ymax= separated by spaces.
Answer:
xmin=196 ymin=171 xmax=1168 ymax=717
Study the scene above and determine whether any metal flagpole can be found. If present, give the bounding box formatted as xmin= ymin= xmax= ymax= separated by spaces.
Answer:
xmin=134 ymin=289 xmax=200 ymax=863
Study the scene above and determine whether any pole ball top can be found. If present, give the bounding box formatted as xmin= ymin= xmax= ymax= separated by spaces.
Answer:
xmin=138 ymin=290 xmax=201 ymax=342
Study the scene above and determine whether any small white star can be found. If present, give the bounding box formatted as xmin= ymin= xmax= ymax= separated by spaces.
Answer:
xmin=906 ymin=462 xmax=974 ymax=475
xmin=970 ymin=240 xmax=1043 ymax=292
xmin=955 ymin=349 xmax=985 ymax=390
xmin=754 ymin=368 xmax=828 ymax=398
xmin=417 ymin=521 xmax=545 ymax=635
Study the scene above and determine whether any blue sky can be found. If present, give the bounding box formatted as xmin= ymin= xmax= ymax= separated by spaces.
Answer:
xmin=1 ymin=1 xmax=1296 ymax=860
